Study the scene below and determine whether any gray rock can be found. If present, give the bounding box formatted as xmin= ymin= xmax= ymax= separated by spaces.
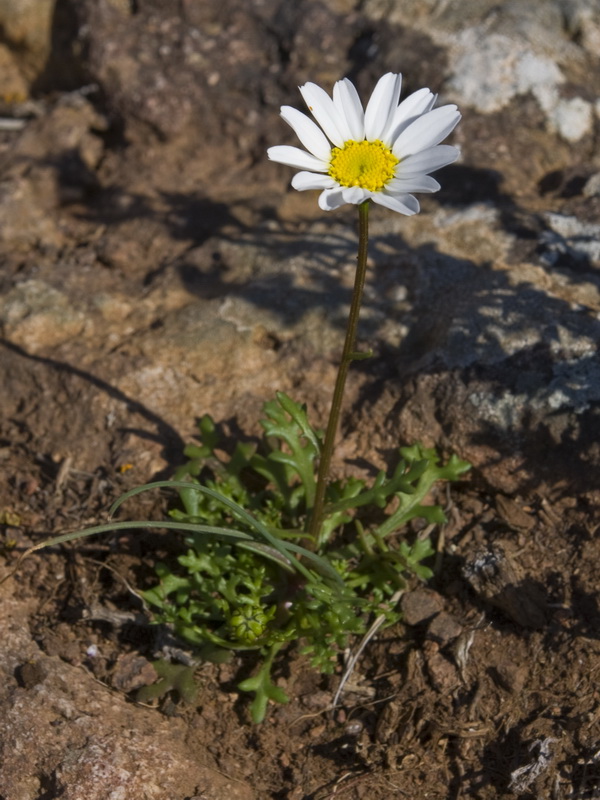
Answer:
xmin=0 ymin=279 xmax=86 ymax=350
xmin=540 ymin=212 xmax=600 ymax=266
xmin=361 ymin=0 xmax=598 ymax=141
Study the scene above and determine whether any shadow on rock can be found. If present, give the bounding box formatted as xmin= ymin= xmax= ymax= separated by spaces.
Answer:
xmin=0 ymin=338 xmax=185 ymax=478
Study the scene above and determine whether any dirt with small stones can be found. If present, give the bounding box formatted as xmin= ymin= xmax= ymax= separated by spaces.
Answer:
xmin=1 ymin=1 xmax=600 ymax=798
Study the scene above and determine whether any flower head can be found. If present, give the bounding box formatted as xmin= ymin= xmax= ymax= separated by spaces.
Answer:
xmin=268 ymin=73 xmax=460 ymax=214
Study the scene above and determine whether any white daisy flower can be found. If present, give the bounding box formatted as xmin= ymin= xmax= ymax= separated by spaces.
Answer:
xmin=267 ymin=73 xmax=460 ymax=215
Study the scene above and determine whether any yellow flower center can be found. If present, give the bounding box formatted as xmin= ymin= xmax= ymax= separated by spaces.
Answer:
xmin=328 ymin=139 xmax=399 ymax=192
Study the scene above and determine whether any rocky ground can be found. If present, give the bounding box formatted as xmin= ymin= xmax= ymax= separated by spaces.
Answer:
xmin=1 ymin=0 xmax=600 ymax=798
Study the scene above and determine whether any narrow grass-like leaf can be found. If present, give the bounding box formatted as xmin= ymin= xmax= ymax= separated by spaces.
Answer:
xmin=0 ymin=519 xmax=254 ymax=587
xmin=240 ymin=540 xmax=343 ymax=585
xmin=109 ymin=480 xmax=319 ymax=584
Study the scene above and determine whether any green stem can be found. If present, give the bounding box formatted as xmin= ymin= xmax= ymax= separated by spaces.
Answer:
xmin=308 ymin=200 xmax=370 ymax=546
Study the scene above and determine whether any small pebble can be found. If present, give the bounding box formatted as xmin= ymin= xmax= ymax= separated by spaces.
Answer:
xmin=426 ymin=612 xmax=463 ymax=645
xmin=401 ymin=588 xmax=444 ymax=626
xmin=493 ymin=660 xmax=528 ymax=693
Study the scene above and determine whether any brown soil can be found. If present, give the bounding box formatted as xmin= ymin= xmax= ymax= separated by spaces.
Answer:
xmin=1 ymin=2 xmax=600 ymax=798
xmin=2 ymin=413 xmax=600 ymax=799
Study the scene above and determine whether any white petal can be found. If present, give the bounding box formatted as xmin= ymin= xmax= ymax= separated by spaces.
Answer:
xmin=299 ymin=82 xmax=346 ymax=147
xmin=333 ymin=78 xmax=365 ymax=140
xmin=341 ymin=186 xmax=370 ymax=204
xmin=318 ymin=187 xmax=348 ymax=210
xmin=267 ymin=145 xmax=329 ymax=172
xmin=364 ymin=73 xmax=402 ymax=141
xmin=387 ymin=174 xmax=441 ymax=193
xmin=291 ymin=171 xmax=338 ymax=191
xmin=393 ymin=105 xmax=461 ymax=157
xmin=280 ymin=106 xmax=332 ymax=161
xmin=384 ymin=88 xmax=436 ymax=143
xmin=397 ymin=144 xmax=459 ymax=174
xmin=371 ymin=191 xmax=420 ymax=215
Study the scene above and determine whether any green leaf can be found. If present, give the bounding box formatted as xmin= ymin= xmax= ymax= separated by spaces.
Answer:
xmin=237 ymin=644 xmax=289 ymax=723
xmin=109 ymin=480 xmax=328 ymax=586
xmin=257 ymin=392 xmax=320 ymax=511
xmin=136 ymin=660 xmax=198 ymax=705
xmin=372 ymin=444 xmax=470 ymax=540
